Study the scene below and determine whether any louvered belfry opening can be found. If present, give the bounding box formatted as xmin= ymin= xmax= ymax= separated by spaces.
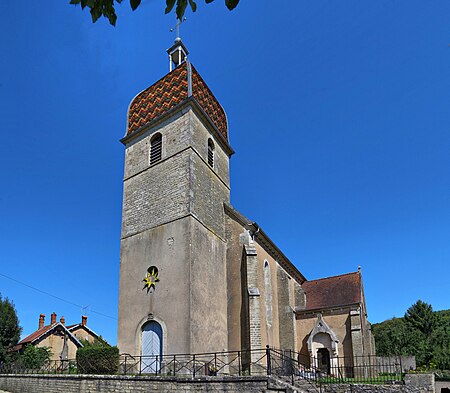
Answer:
xmin=208 ymin=139 xmax=214 ymax=167
xmin=150 ymin=133 xmax=162 ymax=165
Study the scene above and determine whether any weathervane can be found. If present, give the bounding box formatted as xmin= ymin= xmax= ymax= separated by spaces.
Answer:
xmin=170 ymin=17 xmax=187 ymax=41
xmin=167 ymin=18 xmax=189 ymax=72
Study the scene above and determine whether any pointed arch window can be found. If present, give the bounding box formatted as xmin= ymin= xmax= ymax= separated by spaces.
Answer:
xmin=150 ymin=133 xmax=162 ymax=165
xmin=207 ymin=138 xmax=215 ymax=168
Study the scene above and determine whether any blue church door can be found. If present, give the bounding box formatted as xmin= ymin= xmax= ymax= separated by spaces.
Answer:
xmin=141 ymin=321 xmax=162 ymax=373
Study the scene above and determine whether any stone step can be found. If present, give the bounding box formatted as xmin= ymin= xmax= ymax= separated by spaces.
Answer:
xmin=268 ymin=375 xmax=323 ymax=393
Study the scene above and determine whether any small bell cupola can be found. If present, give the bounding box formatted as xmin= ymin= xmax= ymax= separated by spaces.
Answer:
xmin=167 ymin=19 xmax=189 ymax=71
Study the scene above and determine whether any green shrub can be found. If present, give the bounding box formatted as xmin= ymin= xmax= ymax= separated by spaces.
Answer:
xmin=19 ymin=345 xmax=52 ymax=369
xmin=76 ymin=344 xmax=119 ymax=374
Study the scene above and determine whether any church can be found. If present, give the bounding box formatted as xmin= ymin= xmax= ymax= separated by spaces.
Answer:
xmin=117 ymin=37 xmax=375 ymax=374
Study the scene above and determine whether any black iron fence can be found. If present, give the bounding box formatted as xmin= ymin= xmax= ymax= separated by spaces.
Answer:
xmin=0 ymin=347 xmax=406 ymax=386
xmin=119 ymin=348 xmax=267 ymax=376
xmin=0 ymin=359 xmax=77 ymax=375
xmin=292 ymin=350 xmax=406 ymax=385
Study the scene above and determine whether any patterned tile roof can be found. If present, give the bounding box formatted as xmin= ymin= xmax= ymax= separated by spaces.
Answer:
xmin=191 ymin=67 xmax=228 ymax=141
xmin=301 ymin=272 xmax=361 ymax=311
xmin=127 ymin=62 xmax=228 ymax=141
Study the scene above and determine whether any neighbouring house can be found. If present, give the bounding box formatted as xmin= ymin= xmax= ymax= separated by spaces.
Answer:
xmin=13 ymin=313 xmax=100 ymax=361
xmin=66 ymin=315 xmax=100 ymax=345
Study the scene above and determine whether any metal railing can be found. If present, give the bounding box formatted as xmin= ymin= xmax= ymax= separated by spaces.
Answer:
xmin=0 ymin=359 xmax=77 ymax=375
xmin=285 ymin=350 xmax=405 ymax=385
xmin=119 ymin=348 xmax=268 ymax=377
xmin=0 ymin=347 xmax=405 ymax=386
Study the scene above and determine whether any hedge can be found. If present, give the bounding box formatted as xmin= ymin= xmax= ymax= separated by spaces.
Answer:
xmin=76 ymin=345 xmax=119 ymax=374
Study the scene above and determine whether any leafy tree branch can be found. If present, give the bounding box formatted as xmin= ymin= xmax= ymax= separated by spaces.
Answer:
xmin=70 ymin=0 xmax=240 ymax=26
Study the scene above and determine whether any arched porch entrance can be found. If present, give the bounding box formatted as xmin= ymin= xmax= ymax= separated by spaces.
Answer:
xmin=307 ymin=315 xmax=339 ymax=375
xmin=317 ymin=347 xmax=331 ymax=374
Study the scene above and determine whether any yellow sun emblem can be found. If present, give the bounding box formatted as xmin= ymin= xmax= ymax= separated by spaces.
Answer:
xmin=143 ymin=266 xmax=159 ymax=294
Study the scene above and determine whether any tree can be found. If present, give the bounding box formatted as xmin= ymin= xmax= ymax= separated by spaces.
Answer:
xmin=373 ymin=317 xmax=423 ymax=357
xmin=430 ymin=311 xmax=450 ymax=370
xmin=404 ymin=300 xmax=436 ymax=338
xmin=70 ymin=0 xmax=240 ymax=26
xmin=0 ymin=295 xmax=22 ymax=364
xmin=373 ymin=301 xmax=450 ymax=369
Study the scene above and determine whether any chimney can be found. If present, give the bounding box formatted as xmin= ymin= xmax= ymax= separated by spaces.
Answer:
xmin=51 ymin=312 xmax=57 ymax=324
xmin=81 ymin=315 xmax=87 ymax=326
xmin=39 ymin=314 xmax=45 ymax=329
xmin=60 ymin=316 xmax=65 ymax=325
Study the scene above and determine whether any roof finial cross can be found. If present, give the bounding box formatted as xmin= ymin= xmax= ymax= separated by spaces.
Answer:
xmin=167 ymin=18 xmax=189 ymax=72
xmin=170 ymin=17 xmax=187 ymax=41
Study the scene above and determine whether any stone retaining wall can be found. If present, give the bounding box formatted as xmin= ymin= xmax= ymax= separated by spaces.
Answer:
xmin=321 ymin=374 xmax=435 ymax=393
xmin=0 ymin=374 xmax=270 ymax=393
xmin=0 ymin=373 xmax=436 ymax=393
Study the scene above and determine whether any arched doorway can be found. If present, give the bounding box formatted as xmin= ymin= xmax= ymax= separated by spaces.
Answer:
xmin=317 ymin=347 xmax=331 ymax=374
xmin=307 ymin=315 xmax=339 ymax=376
xmin=141 ymin=321 xmax=163 ymax=373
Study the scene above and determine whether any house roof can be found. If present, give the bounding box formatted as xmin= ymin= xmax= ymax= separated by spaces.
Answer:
xmin=67 ymin=323 xmax=100 ymax=340
xmin=14 ymin=324 xmax=54 ymax=349
xmin=13 ymin=322 xmax=82 ymax=351
xmin=301 ymin=271 xmax=362 ymax=311
xmin=126 ymin=61 xmax=228 ymax=142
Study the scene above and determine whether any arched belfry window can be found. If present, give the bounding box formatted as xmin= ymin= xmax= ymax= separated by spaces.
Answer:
xmin=150 ymin=133 xmax=162 ymax=165
xmin=207 ymin=139 xmax=214 ymax=168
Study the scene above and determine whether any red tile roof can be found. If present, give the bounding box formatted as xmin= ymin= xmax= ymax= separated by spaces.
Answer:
xmin=191 ymin=68 xmax=228 ymax=141
xmin=127 ymin=62 xmax=228 ymax=141
xmin=16 ymin=324 xmax=56 ymax=347
xmin=12 ymin=322 xmax=83 ymax=352
xmin=302 ymin=272 xmax=361 ymax=311
xmin=67 ymin=324 xmax=100 ymax=340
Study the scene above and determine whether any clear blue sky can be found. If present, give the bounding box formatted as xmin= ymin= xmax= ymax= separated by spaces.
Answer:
xmin=1 ymin=1 xmax=449 ymax=346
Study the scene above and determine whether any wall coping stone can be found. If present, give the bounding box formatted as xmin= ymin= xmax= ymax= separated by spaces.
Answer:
xmin=0 ymin=373 xmax=269 ymax=383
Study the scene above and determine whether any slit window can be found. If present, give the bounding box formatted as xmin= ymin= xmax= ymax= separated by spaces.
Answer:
xmin=207 ymin=139 xmax=214 ymax=168
xmin=150 ymin=133 xmax=162 ymax=165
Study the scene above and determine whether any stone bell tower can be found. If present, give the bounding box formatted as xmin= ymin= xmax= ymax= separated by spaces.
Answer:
xmin=117 ymin=38 xmax=234 ymax=357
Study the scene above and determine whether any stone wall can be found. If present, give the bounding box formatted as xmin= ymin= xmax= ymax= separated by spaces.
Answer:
xmin=435 ymin=380 xmax=450 ymax=393
xmin=376 ymin=356 xmax=416 ymax=372
xmin=321 ymin=373 xmax=435 ymax=393
xmin=277 ymin=266 xmax=295 ymax=351
xmin=0 ymin=373 xmax=436 ymax=393
xmin=404 ymin=373 xmax=435 ymax=392
xmin=122 ymin=148 xmax=191 ymax=238
xmin=0 ymin=374 xmax=270 ymax=393
xmin=121 ymin=107 xmax=230 ymax=239
xmin=190 ymin=151 xmax=230 ymax=238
